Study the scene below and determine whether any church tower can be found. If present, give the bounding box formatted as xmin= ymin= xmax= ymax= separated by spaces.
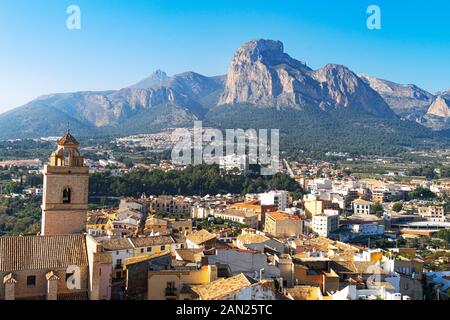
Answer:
xmin=41 ymin=131 xmax=89 ymax=235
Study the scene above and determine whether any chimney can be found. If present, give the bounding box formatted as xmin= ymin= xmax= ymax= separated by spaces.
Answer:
xmin=3 ymin=273 xmax=17 ymax=301
xmin=46 ymin=271 xmax=60 ymax=300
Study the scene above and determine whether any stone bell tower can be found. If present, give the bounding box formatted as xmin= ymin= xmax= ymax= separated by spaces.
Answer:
xmin=41 ymin=131 xmax=89 ymax=236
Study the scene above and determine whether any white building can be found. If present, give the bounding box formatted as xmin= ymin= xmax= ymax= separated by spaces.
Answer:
xmin=418 ymin=205 xmax=446 ymax=222
xmin=353 ymin=199 xmax=373 ymax=215
xmin=214 ymin=209 xmax=259 ymax=229
xmin=312 ymin=213 xmax=340 ymax=237
xmin=260 ymin=190 xmax=289 ymax=211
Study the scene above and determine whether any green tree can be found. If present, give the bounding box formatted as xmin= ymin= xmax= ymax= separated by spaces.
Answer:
xmin=392 ymin=202 xmax=403 ymax=213
xmin=408 ymin=187 xmax=437 ymax=200
xmin=372 ymin=203 xmax=384 ymax=217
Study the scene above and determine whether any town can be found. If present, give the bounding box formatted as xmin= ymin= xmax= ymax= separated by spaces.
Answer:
xmin=0 ymin=132 xmax=449 ymax=301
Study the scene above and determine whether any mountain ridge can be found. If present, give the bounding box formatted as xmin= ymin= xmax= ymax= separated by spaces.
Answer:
xmin=0 ymin=38 xmax=449 ymax=155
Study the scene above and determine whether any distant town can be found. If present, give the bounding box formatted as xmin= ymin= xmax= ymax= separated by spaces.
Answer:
xmin=0 ymin=132 xmax=449 ymax=301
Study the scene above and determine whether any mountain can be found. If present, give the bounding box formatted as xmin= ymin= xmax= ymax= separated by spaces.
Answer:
xmin=0 ymin=71 xmax=224 ymax=139
xmin=420 ymin=96 xmax=450 ymax=131
xmin=427 ymin=96 xmax=450 ymax=118
xmin=358 ymin=74 xmax=435 ymax=119
xmin=128 ymin=70 xmax=169 ymax=89
xmin=219 ymin=39 xmax=395 ymax=117
xmin=0 ymin=38 xmax=449 ymax=156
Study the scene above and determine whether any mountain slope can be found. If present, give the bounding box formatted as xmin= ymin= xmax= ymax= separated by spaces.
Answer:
xmin=204 ymin=104 xmax=445 ymax=157
xmin=359 ymin=74 xmax=435 ymax=118
xmin=0 ymin=72 xmax=223 ymax=139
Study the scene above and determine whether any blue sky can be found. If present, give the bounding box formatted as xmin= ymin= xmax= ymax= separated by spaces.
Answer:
xmin=0 ymin=0 xmax=449 ymax=113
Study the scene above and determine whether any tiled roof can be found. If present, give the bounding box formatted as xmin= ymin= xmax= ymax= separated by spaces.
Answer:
xmin=98 ymin=238 xmax=134 ymax=251
xmin=0 ymin=235 xmax=88 ymax=272
xmin=57 ymin=132 xmax=79 ymax=146
xmin=352 ymin=198 xmax=373 ymax=205
xmin=221 ymin=209 xmax=259 ymax=218
xmin=237 ymin=233 xmax=270 ymax=244
xmin=175 ymin=248 xmax=204 ymax=263
xmin=267 ymin=211 xmax=301 ymax=221
xmin=129 ymin=236 xmax=175 ymax=248
xmin=186 ymin=230 xmax=216 ymax=245
xmin=329 ymin=260 xmax=387 ymax=275
xmin=192 ymin=273 xmax=254 ymax=300
xmin=286 ymin=285 xmax=322 ymax=300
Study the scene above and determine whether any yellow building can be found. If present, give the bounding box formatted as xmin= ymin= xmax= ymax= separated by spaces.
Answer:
xmin=264 ymin=212 xmax=303 ymax=238
xmin=86 ymin=215 xmax=111 ymax=236
xmin=147 ymin=265 xmax=217 ymax=300
xmin=303 ymin=195 xmax=332 ymax=219
xmin=130 ymin=236 xmax=175 ymax=257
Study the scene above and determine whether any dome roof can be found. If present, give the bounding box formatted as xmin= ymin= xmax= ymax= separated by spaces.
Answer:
xmin=57 ymin=131 xmax=79 ymax=146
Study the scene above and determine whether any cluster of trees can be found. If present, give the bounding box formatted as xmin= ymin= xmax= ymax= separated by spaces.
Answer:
xmin=406 ymin=165 xmax=450 ymax=180
xmin=0 ymin=196 xmax=41 ymax=236
xmin=406 ymin=166 xmax=437 ymax=179
xmin=408 ymin=187 xmax=437 ymax=200
xmin=372 ymin=203 xmax=384 ymax=217
xmin=90 ymin=164 xmax=303 ymax=198
xmin=435 ymin=229 xmax=450 ymax=244
xmin=0 ymin=139 xmax=54 ymax=161
xmin=0 ymin=168 xmax=43 ymax=195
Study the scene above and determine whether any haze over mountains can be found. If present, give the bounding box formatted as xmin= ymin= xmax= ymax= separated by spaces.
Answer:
xmin=0 ymin=39 xmax=448 ymax=153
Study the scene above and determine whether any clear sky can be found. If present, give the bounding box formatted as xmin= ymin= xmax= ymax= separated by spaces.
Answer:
xmin=0 ymin=0 xmax=449 ymax=113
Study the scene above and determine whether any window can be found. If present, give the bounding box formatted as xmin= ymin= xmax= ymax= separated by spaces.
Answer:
xmin=27 ymin=275 xmax=36 ymax=287
xmin=167 ymin=281 xmax=176 ymax=290
xmin=141 ymin=248 xmax=144 ymax=253
xmin=63 ymin=188 xmax=71 ymax=204
xmin=161 ymin=245 xmax=166 ymax=251
xmin=147 ymin=247 xmax=152 ymax=253
xmin=66 ymin=272 xmax=74 ymax=283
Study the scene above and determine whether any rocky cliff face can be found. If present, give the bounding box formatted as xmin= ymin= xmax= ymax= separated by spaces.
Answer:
xmin=420 ymin=96 xmax=450 ymax=131
xmin=427 ymin=96 xmax=450 ymax=118
xmin=219 ymin=39 xmax=395 ymax=117
xmin=359 ymin=74 xmax=435 ymax=118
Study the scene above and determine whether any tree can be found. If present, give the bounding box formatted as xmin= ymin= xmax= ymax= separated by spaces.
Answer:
xmin=392 ymin=202 xmax=403 ymax=213
xmin=408 ymin=187 xmax=436 ymax=200
xmin=372 ymin=203 xmax=384 ymax=217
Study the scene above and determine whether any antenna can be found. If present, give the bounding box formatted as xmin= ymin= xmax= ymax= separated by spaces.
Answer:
xmin=67 ymin=122 xmax=71 ymax=134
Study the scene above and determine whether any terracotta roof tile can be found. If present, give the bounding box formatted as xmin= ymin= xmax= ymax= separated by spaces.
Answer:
xmin=186 ymin=230 xmax=216 ymax=245
xmin=192 ymin=273 xmax=254 ymax=300
xmin=129 ymin=236 xmax=175 ymax=247
xmin=0 ymin=235 xmax=88 ymax=272
xmin=57 ymin=132 xmax=79 ymax=146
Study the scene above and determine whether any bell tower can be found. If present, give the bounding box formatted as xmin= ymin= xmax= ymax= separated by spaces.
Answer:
xmin=41 ymin=131 xmax=89 ymax=235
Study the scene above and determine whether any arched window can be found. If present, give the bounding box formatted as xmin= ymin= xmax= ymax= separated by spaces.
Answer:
xmin=63 ymin=188 xmax=71 ymax=204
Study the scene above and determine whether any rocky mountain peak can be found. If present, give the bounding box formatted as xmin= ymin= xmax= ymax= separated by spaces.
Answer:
xmin=129 ymin=69 xmax=169 ymax=89
xmin=427 ymin=96 xmax=450 ymax=118
xmin=232 ymin=39 xmax=307 ymax=69
xmin=219 ymin=39 xmax=394 ymax=117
